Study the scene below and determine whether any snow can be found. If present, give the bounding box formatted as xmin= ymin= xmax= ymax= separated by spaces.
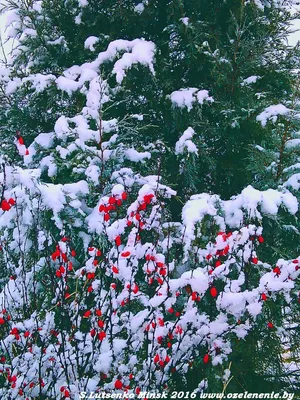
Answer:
xmin=181 ymin=17 xmax=190 ymax=26
xmin=170 ymin=88 xmax=213 ymax=111
xmin=78 ymin=0 xmax=88 ymax=6
xmin=241 ymin=75 xmax=260 ymax=86
xmin=175 ymin=127 xmax=198 ymax=156
xmin=134 ymin=3 xmax=145 ymax=14
xmin=125 ymin=148 xmax=151 ymax=162
xmin=112 ymin=39 xmax=156 ymax=83
xmin=256 ymin=104 xmax=290 ymax=126
xmin=284 ymin=173 xmax=300 ymax=190
xmin=84 ymin=36 xmax=99 ymax=51
xmin=285 ymin=139 xmax=300 ymax=149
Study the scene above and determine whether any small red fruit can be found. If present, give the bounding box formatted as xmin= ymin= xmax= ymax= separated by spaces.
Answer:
xmin=114 ymin=380 xmax=123 ymax=390
xmin=203 ymin=354 xmax=210 ymax=364
xmin=115 ymin=236 xmax=121 ymax=246
xmin=112 ymin=266 xmax=119 ymax=274
xmin=90 ymin=329 xmax=96 ymax=337
xmin=98 ymin=331 xmax=106 ymax=341
xmin=210 ymin=287 xmax=218 ymax=298
xmin=257 ymin=236 xmax=264 ymax=243
xmin=97 ymin=320 xmax=104 ymax=329
xmin=1 ymin=200 xmax=11 ymax=211
xmin=83 ymin=311 xmax=91 ymax=318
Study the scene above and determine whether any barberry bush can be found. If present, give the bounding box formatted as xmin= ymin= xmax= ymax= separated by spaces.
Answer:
xmin=0 ymin=166 xmax=299 ymax=398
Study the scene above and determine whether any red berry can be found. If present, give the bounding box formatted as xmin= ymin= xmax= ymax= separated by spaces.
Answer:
xmin=71 ymin=250 xmax=76 ymax=257
xmin=108 ymin=197 xmax=116 ymax=205
xmin=115 ymin=236 xmax=121 ymax=247
xmin=157 ymin=277 xmax=163 ymax=285
xmin=252 ymin=257 xmax=258 ymax=264
xmin=273 ymin=266 xmax=281 ymax=275
xmin=114 ymin=380 xmax=123 ymax=390
xmin=215 ymin=260 xmax=221 ymax=267
xmin=83 ymin=311 xmax=91 ymax=318
xmin=112 ymin=266 xmax=119 ymax=274
xmin=261 ymin=293 xmax=267 ymax=301
xmin=8 ymin=198 xmax=15 ymax=206
xmin=121 ymin=251 xmax=130 ymax=257
xmin=203 ymin=354 xmax=210 ymax=364
xmin=267 ymin=322 xmax=274 ymax=329
xmin=210 ymin=287 xmax=218 ymax=298
xmin=98 ymin=331 xmax=106 ymax=341
xmin=90 ymin=329 xmax=96 ymax=337
xmin=0 ymin=318 xmax=5 ymax=325
xmin=18 ymin=137 xmax=24 ymax=145
xmin=55 ymin=270 xmax=62 ymax=278
xmin=1 ymin=200 xmax=11 ymax=211
xmin=257 ymin=236 xmax=264 ymax=243
xmin=191 ymin=292 xmax=197 ymax=301
xmin=132 ymin=283 xmax=139 ymax=294
xmin=97 ymin=320 xmax=104 ymax=329
xmin=168 ymin=308 xmax=174 ymax=314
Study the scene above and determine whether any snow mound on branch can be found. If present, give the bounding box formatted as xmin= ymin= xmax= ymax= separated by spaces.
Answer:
xmin=284 ymin=173 xmax=300 ymax=190
xmin=175 ymin=127 xmax=198 ymax=155
xmin=170 ymin=88 xmax=214 ymax=112
xmin=182 ymin=185 xmax=298 ymax=258
xmin=84 ymin=36 xmax=99 ymax=51
xmin=256 ymin=104 xmax=290 ymax=126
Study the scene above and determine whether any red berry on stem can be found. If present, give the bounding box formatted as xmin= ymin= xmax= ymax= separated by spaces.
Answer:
xmin=115 ymin=236 xmax=121 ymax=246
xmin=203 ymin=354 xmax=210 ymax=364
xmin=114 ymin=380 xmax=123 ymax=390
xmin=210 ymin=287 xmax=218 ymax=298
